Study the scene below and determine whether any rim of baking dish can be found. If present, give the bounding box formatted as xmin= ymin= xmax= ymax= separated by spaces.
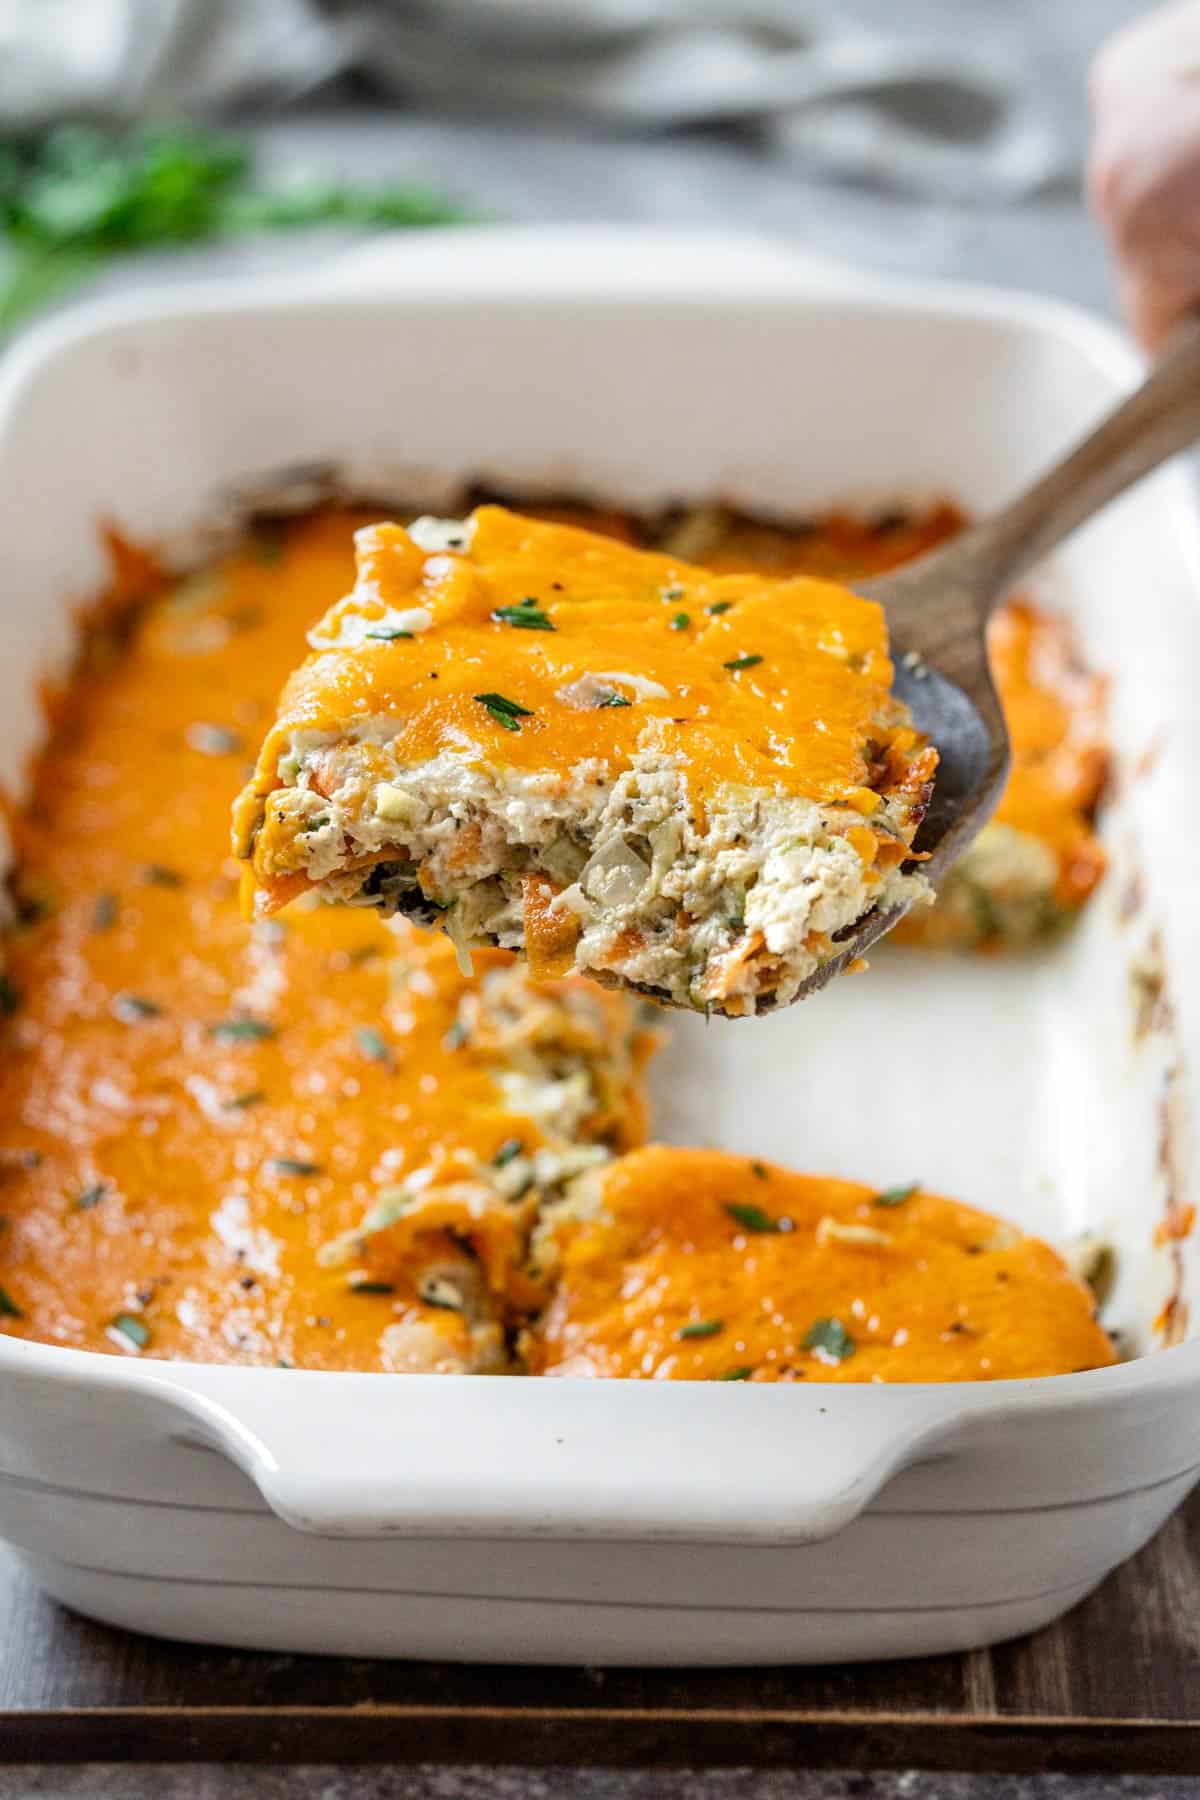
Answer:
xmin=0 ymin=231 xmax=1197 ymax=1539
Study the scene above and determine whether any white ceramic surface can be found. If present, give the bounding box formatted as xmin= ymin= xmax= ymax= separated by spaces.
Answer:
xmin=0 ymin=226 xmax=1198 ymax=1664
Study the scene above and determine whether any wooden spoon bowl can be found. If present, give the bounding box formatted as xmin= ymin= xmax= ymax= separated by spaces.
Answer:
xmin=796 ymin=317 xmax=1200 ymax=998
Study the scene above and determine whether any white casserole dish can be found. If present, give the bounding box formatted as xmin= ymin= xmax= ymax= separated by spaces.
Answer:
xmin=0 ymin=227 xmax=1198 ymax=1665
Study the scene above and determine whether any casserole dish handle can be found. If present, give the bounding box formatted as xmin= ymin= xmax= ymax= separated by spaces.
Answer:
xmin=155 ymin=1367 xmax=964 ymax=1543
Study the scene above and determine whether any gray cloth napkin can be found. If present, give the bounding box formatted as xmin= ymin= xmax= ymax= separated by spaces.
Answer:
xmin=0 ymin=0 xmax=1067 ymax=200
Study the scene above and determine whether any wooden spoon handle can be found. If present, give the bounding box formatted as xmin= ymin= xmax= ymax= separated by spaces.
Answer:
xmin=983 ymin=313 xmax=1200 ymax=580
xmin=874 ymin=314 xmax=1200 ymax=639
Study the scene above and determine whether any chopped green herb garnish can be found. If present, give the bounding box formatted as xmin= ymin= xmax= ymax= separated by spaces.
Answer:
xmin=724 ymin=654 xmax=763 ymax=672
xmin=349 ymin=1279 xmax=395 ymax=1296
xmin=266 ymin=1157 xmax=322 ymax=1178
xmin=677 ymin=1318 xmax=723 ymax=1340
xmin=356 ymin=1026 xmax=393 ymax=1066
xmin=0 ymin=1285 xmax=24 ymax=1320
xmin=0 ymin=124 xmax=471 ymax=343
xmin=706 ymin=600 xmax=733 ymax=616
xmin=444 ymin=1018 xmax=469 ymax=1050
xmin=716 ymin=1365 xmax=754 ymax=1381
xmin=111 ymin=993 xmax=161 ymax=1022
xmin=475 ymin=692 xmax=533 ymax=732
xmin=92 ymin=892 xmax=119 ymax=930
xmin=803 ymin=1316 xmax=856 ymax=1362
xmin=0 ymin=975 xmax=20 ymax=1016
xmin=277 ymin=1357 xmax=295 ymax=1369
xmin=724 ymin=1201 xmax=786 ymax=1235
xmin=365 ymin=626 xmax=413 ymax=641
xmin=210 ymin=1017 xmax=275 ymax=1042
xmin=300 ymin=815 xmax=330 ymax=834
xmin=492 ymin=598 xmax=555 ymax=631
xmin=225 ymin=1089 xmax=266 ymax=1111
xmin=142 ymin=864 xmax=183 ymax=887
xmin=874 ymin=1181 xmax=920 ymax=1208
xmin=661 ymin=585 xmax=684 ymax=602
xmin=74 ymin=1183 xmax=108 ymax=1212
xmin=186 ymin=722 xmax=242 ymax=756
xmin=670 ymin=612 xmax=691 ymax=631
xmin=750 ymin=1161 xmax=770 ymax=1180
xmin=493 ymin=1138 xmax=524 ymax=1168
xmin=109 ymin=1312 xmax=149 ymax=1351
xmin=595 ymin=692 xmax=632 ymax=708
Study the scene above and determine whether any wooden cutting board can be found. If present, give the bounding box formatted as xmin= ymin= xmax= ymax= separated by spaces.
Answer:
xmin=1 ymin=1488 xmax=1198 ymax=1773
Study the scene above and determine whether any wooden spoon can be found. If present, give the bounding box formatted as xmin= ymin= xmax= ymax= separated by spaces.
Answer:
xmin=803 ymin=318 xmax=1200 ymax=996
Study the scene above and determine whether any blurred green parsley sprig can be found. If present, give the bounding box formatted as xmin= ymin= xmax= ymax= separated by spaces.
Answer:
xmin=0 ymin=122 xmax=471 ymax=338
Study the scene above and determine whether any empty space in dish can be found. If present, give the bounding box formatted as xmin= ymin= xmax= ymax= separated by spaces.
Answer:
xmin=0 ymin=281 xmax=1195 ymax=1367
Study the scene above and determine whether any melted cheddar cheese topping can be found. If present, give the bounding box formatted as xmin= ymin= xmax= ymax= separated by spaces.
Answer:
xmin=528 ymin=1147 xmax=1116 ymax=1383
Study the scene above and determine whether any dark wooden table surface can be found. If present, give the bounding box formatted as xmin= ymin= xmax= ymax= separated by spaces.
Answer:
xmin=2 ymin=1484 xmax=1198 ymax=1774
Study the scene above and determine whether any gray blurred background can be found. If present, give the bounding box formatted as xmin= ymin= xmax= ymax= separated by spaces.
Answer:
xmin=0 ymin=0 xmax=1151 ymax=325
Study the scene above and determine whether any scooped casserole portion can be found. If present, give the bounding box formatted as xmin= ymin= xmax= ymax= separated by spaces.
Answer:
xmin=233 ymin=507 xmax=938 ymax=1016
xmin=0 ymin=503 xmax=1111 ymax=1379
